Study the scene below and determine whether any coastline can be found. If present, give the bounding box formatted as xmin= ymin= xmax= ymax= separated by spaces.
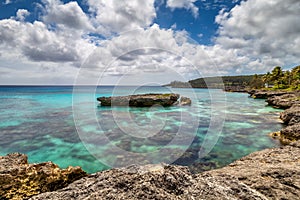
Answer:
xmin=1 ymin=89 xmax=300 ymax=199
xmin=245 ymin=89 xmax=300 ymax=144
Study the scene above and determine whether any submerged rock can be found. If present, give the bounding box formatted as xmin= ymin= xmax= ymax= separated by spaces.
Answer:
xmin=0 ymin=153 xmax=87 ymax=200
xmin=97 ymin=93 xmax=191 ymax=107
xmin=30 ymin=144 xmax=300 ymax=199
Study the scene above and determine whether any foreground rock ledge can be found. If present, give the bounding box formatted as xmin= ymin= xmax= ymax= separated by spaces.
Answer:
xmin=0 ymin=153 xmax=87 ymax=200
xmin=97 ymin=93 xmax=191 ymax=107
xmin=27 ymin=142 xmax=300 ymax=200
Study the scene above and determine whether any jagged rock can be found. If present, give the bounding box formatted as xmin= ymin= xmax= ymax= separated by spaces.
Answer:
xmin=179 ymin=96 xmax=192 ymax=106
xmin=0 ymin=153 xmax=87 ymax=200
xmin=279 ymin=124 xmax=300 ymax=144
xmin=248 ymin=90 xmax=292 ymax=99
xmin=266 ymin=93 xmax=300 ymax=109
xmin=97 ymin=93 xmax=180 ymax=107
xmin=209 ymin=144 xmax=300 ymax=200
xmin=280 ymin=104 xmax=300 ymax=125
xmin=30 ymin=144 xmax=300 ymax=200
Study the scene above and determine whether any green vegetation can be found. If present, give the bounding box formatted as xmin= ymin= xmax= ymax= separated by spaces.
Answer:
xmin=167 ymin=75 xmax=259 ymax=89
xmin=166 ymin=65 xmax=300 ymax=90
xmin=253 ymin=65 xmax=300 ymax=90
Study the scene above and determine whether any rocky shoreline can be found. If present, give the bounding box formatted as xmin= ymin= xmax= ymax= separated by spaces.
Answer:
xmin=1 ymin=90 xmax=300 ymax=199
xmin=1 ymin=142 xmax=300 ymax=199
xmin=248 ymin=90 xmax=300 ymax=144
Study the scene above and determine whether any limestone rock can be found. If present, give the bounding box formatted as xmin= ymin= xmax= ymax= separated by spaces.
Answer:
xmin=248 ymin=90 xmax=291 ymax=99
xmin=97 ymin=93 xmax=180 ymax=107
xmin=209 ymin=144 xmax=300 ymax=200
xmin=280 ymin=104 xmax=300 ymax=125
xmin=30 ymin=144 xmax=300 ymax=200
xmin=266 ymin=93 xmax=300 ymax=109
xmin=179 ymin=96 xmax=192 ymax=106
xmin=280 ymin=124 xmax=300 ymax=143
xmin=0 ymin=153 xmax=87 ymax=200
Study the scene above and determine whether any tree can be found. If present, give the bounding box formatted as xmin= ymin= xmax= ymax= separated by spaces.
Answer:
xmin=270 ymin=66 xmax=284 ymax=88
xmin=249 ymin=74 xmax=264 ymax=89
xmin=283 ymin=70 xmax=291 ymax=86
xmin=291 ymin=65 xmax=300 ymax=89
xmin=262 ymin=72 xmax=271 ymax=87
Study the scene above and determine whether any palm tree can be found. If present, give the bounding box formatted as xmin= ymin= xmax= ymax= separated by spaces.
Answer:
xmin=270 ymin=66 xmax=283 ymax=87
xmin=262 ymin=72 xmax=271 ymax=87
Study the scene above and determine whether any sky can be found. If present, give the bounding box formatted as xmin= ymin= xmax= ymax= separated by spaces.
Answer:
xmin=0 ymin=0 xmax=299 ymax=85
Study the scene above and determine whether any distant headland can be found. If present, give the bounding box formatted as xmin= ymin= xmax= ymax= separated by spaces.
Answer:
xmin=165 ymin=65 xmax=300 ymax=92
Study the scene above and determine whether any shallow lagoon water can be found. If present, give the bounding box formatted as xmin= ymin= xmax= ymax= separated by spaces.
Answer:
xmin=0 ymin=86 xmax=283 ymax=173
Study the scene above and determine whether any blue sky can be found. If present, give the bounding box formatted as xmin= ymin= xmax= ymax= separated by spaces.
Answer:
xmin=0 ymin=0 xmax=299 ymax=85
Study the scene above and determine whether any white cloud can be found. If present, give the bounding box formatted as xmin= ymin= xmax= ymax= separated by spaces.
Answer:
xmin=16 ymin=9 xmax=30 ymax=21
xmin=215 ymin=0 xmax=300 ymax=71
xmin=4 ymin=0 xmax=11 ymax=5
xmin=197 ymin=33 xmax=203 ymax=38
xmin=0 ymin=0 xmax=299 ymax=84
xmin=87 ymin=0 xmax=156 ymax=35
xmin=0 ymin=18 xmax=94 ymax=64
xmin=42 ymin=0 xmax=93 ymax=30
xmin=167 ymin=0 xmax=199 ymax=18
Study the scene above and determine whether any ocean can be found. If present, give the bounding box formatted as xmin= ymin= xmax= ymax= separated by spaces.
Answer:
xmin=0 ymin=86 xmax=282 ymax=173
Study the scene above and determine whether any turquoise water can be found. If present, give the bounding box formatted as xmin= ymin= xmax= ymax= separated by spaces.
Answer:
xmin=0 ymin=86 xmax=283 ymax=173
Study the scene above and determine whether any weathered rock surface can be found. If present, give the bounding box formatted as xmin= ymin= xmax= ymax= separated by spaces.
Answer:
xmin=0 ymin=153 xmax=87 ymax=200
xmin=279 ymin=124 xmax=300 ymax=144
xmin=210 ymin=143 xmax=300 ymax=200
xmin=266 ymin=93 xmax=300 ymax=109
xmin=248 ymin=90 xmax=292 ymax=99
xmin=280 ymin=104 xmax=300 ymax=125
xmin=248 ymin=90 xmax=300 ymax=144
xmin=30 ymin=143 xmax=300 ymax=200
xmin=97 ymin=93 xmax=192 ymax=107
xmin=179 ymin=96 xmax=192 ymax=106
xmin=97 ymin=93 xmax=180 ymax=107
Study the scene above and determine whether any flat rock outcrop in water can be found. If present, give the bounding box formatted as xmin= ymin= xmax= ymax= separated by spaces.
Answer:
xmin=29 ymin=143 xmax=300 ymax=199
xmin=0 ymin=153 xmax=86 ymax=200
xmin=97 ymin=93 xmax=191 ymax=107
xmin=248 ymin=90 xmax=293 ymax=99
xmin=266 ymin=93 xmax=300 ymax=109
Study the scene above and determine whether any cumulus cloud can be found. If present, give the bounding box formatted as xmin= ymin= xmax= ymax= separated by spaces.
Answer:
xmin=42 ymin=0 xmax=93 ymax=30
xmin=0 ymin=19 xmax=93 ymax=63
xmin=16 ymin=9 xmax=30 ymax=21
xmin=167 ymin=0 xmax=199 ymax=18
xmin=87 ymin=0 xmax=156 ymax=34
xmin=215 ymin=0 xmax=300 ymax=72
xmin=0 ymin=0 xmax=299 ymax=84
xmin=79 ymin=24 xmax=227 ymax=85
